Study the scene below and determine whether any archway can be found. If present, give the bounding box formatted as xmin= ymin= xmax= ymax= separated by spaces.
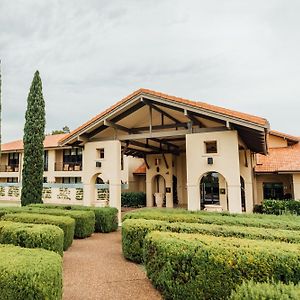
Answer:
xmin=240 ymin=176 xmax=246 ymax=212
xmin=152 ymin=174 xmax=166 ymax=207
xmin=200 ymin=172 xmax=228 ymax=210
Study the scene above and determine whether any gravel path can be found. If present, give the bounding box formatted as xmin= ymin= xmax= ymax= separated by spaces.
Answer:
xmin=63 ymin=230 xmax=162 ymax=300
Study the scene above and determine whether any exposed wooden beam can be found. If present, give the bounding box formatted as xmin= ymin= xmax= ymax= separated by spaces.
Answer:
xmin=128 ymin=140 xmax=162 ymax=152
xmin=132 ymin=123 xmax=187 ymax=132
xmin=162 ymin=153 xmax=169 ymax=169
xmin=144 ymin=156 xmax=150 ymax=169
xmin=184 ymin=110 xmax=203 ymax=127
xmin=104 ymin=119 xmax=131 ymax=133
xmin=149 ymin=138 xmax=179 ymax=150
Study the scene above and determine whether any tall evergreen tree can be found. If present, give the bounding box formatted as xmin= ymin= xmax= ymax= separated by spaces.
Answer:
xmin=21 ymin=71 xmax=45 ymax=206
xmin=0 ymin=60 xmax=2 ymax=158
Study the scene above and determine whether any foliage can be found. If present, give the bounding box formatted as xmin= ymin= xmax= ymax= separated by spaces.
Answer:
xmin=0 ymin=60 xmax=2 ymax=158
xmin=122 ymin=218 xmax=300 ymax=263
xmin=230 ymin=280 xmax=300 ymax=300
xmin=262 ymin=199 xmax=300 ymax=215
xmin=121 ymin=192 xmax=146 ymax=207
xmin=0 ymin=244 xmax=62 ymax=300
xmin=51 ymin=125 xmax=70 ymax=135
xmin=29 ymin=204 xmax=119 ymax=233
xmin=144 ymin=231 xmax=300 ymax=300
xmin=21 ymin=70 xmax=45 ymax=206
xmin=1 ymin=212 xmax=75 ymax=250
xmin=123 ymin=208 xmax=300 ymax=231
xmin=0 ymin=220 xmax=64 ymax=255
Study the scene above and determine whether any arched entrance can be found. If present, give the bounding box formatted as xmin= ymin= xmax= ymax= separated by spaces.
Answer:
xmin=200 ymin=172 xmax=227 ymax=210
xmin=152 ymin=175 xmax=166 ymax=207
xmin=240 ymin=176 xmax=246 ymax=212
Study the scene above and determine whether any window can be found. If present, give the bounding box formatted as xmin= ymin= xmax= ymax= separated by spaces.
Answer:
xmin=8 ymin=153 xmax=19 ymax=166
xmin=99 ymin=148 xmax=105 ymax=159
xmin=43 ymin=177 xmax=48 ymax=183
xmin=44 ymin=151 xmax=48 ymax=171
xmin=263 ymin=182 xmax=284 ymax=200
xmin=62 ymin=177 xmax=82 ymax=184
xmin=121 ymin=153 xmax=124 ymax=170
xmin=7 ymin=177 xmax=18 ymax=183
xmin=63 ymin=148 xmax=82 ymax=164
xmin=204 ymin=141 xmax=217 ymax=154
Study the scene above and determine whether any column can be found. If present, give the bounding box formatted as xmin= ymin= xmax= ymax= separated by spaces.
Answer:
xmin=227 ymin=183 xmax=242 ymax=213
xmin=292 ymin=174 xmax=300 ymax=200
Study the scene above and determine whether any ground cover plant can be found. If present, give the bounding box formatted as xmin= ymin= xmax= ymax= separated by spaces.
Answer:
xmin=144 ymin=231 xmax=300 ymax=300
xmin=1 ymin=212 xmax=75 ymax=250
xmin=0 ymin=244 xmax=62 ymax=300
xmin=0 ymin=220 xmax=64 ymax=255
xmin=122 ymin=218 xmax=300 ymax=263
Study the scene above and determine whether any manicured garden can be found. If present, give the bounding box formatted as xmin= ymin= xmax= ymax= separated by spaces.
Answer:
xmin=122 ymin=207 xmax=300 ymax=299
xmin=0 ymin=204 xmax=118 ymax=300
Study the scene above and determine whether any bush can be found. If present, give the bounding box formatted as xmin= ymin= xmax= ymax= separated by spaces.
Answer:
xmin=121 ymin=192 xmax=146 ymax=207
xmin=0 ymin=220 xmax=64 ymax=256
xmin=29 ymin=204 xmax=118 ymax=233
xmin=0 ymin=207 xmax=95 ymax=238
xmin=122 ymin=218 xmax=300 ymax=263
xmin=1 ymin=213 xmax=75 ymax=250
xmin=0 ymin=244 xmax=62 ymax=300
xmin=230 ymin=280 xmax=300 ymax=300
xmin=144 ymin=232 xmax=300 ymax=300
xmin=262 ymin=199 xmax=300 ymax=215
xmin=123 ymin=208 xmax=300 ymax=231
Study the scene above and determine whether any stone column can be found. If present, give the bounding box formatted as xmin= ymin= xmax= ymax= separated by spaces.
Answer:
xmin=227 ymin=183 xmax=242 ymax=213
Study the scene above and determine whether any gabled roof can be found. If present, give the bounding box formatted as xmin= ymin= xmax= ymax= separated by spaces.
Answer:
xmin=269 ymin=130 xmax=299 ymax=143
xmin=133 ymin=163 xmax=146 ymax=175
xmin=256 ymin=142 xmax=300 ymax=173
xmin=1 ymin=134 xmax=68 ymax=152
xmin=60 ymin=88 xmax=269 ymax=146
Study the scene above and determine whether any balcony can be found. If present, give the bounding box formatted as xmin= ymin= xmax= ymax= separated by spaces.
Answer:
xmin=0 ymin=164 xmax=19 ymax=172
xmin=55 ymin=162 xmax=82 ymax=171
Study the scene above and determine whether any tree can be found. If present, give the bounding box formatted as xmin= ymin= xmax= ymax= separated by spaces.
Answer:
xmin=0 ymin=60 xmax=2 ymax=158
xmin=21 ymin=71 xmax=45 ymax=206
xmin=51 ymin=126 xmax=70 ymax=135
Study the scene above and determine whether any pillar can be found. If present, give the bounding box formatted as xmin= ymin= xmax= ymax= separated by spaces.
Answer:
xmin=227 ymin=183 xmax=242 ymax=213
xmin=292 ymin=174 xmax=300 ymax=200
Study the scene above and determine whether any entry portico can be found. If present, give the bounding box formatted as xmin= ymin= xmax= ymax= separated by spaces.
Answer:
xmin=60 ymin=89 xmax=269 ymax=219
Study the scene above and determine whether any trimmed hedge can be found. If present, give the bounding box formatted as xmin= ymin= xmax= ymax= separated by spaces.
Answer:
xmin=144 ymin=232 xmax=300 ymax=300
xmin=124 ymin=208 xmax=300 ymax=231
xmin=0 ymin=207 xmax=95 ymax=238
xmin=0 ymin=244 xmax=62 ymax=300
xmin=0 ymin=220 xmax=64 ymax=256
xmin=230 ymin=281 xmax=300 ymax=300
xmin=122 ymin=218 xmax=300 ymax=263
xmin=1 ymin=213 xmax=75 ymax=250
xmin=29 ymin=204 xmax=119 ymax=233
xmin=121 ymin=192 xmax=146 ymax=207
xmin=262 ymin=199 xmax=300 ymax=215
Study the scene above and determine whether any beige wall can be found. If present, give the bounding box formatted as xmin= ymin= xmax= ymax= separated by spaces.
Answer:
xmin=268 ymin=134 xmax=288 ymax=148
xmin=292 ymin=174 xmax=300 ymax=200
xmin=186 ymin=130 xmax=242 ymax=212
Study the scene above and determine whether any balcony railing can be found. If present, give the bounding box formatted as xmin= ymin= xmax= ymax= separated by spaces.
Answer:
xmin=0 ymin=164 xmax=19 ymax=172
xmin=55 ymin=162 xmax=82 ymax=171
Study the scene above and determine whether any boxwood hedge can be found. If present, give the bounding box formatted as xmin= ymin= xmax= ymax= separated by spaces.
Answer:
xmin=230 ymin=280 xmax=300 ymax=300
xmin=262 ymin=199 xmax=300 ymax=215
xmin=29 ymin=204 xmax=118 ymax=233
xmin=144 ymin=232 xmax=300 ymax=300
xmin=124 ymin=208 xmax=300 ymax=231
xmin=122 ymin=218 xmax=300 ymax=263
xmin=1 ymin=213 xmax=75 ymax=250
xmin=121 ymin=192 xmax=146 ymax=207
xmin=0 ymin=244 xmax=62 ymax=300
xmin=0 ymin=220 xmax=64 ymax=256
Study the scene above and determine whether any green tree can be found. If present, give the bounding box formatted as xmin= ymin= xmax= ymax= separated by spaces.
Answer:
xmin=21 ymin=71 xmax=45 ymax=206
xmin=51 ymin=126 xmax=70 ymax=135
xmin=0 ymin=60 xmax=2 ymax=158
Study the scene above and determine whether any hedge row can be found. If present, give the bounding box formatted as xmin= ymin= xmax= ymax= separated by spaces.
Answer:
xmin=123 ymin=208 xmax=300 ymax=231
xmin=1 ymin=213 xmax=75 ymax=250
xmin=0 ymin=207 xmax=95 ymax=238
xmin=262 ymin=199 xmax=300 ymax=215
xmin=0 ymin=244 xmax=62 ymax=300
xmin=0 ymin=220 xmax=64 ymax=256
xmin=144 ymin=231 xmax=300 ymax=300
xmin=230 ymin=281 xmax=300 ymax=300
xmin=122 ymin=218 xmax=300 ymax=263
xmin=121 ymin=192 xmax=146 ymax=207
xmin=29 ymin=204 xmax=119 ymax=233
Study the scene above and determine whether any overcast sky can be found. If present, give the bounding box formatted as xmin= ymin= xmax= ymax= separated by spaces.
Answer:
xmin=1 ymin=0 xmax=299 ymax=142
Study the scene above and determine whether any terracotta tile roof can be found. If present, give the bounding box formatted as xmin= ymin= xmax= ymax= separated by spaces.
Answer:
xmin=269 ymin=130 xmax=299 ymax=143
xmin=60 ymin=88 xmax=269 ymax=144
xmin=133 ymin=163 xmax=146 ymax=175
xmin=256 ymin=142 xmax=300 ymax=173
xmin=1 ymin=134 xmax=68 ymax=152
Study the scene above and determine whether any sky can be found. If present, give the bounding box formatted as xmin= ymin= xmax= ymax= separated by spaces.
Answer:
xmin=0 ymin=0 xmax=299 ymax=142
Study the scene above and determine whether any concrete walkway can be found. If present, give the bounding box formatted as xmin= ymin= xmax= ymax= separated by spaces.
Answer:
xmin=63 ymin=231 xmax=162 ymax=300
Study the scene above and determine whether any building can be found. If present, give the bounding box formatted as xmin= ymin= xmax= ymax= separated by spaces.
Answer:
xmin=0 ymin=89 xmax=299 ymax=218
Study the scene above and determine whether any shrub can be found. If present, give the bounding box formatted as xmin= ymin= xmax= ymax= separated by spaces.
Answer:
xmin=1 ymin=212 xmax=75 ymax=250
xmin=0 ymin=244 xmax=62 ymax=300
xmin=122 ymin=218 xmax=300 ymax=263
xmin=29 ymin=204 xmax=118 ymax=233
xmin=0 ymin=220 xmax=64 ymax=255
xmin=144 ymin=232 xmax=300 ymax=300
xmin=121 ymin=192 xmax=146 ymax=207
xmin=262 ymin=199 xmax=300 ymax=215
xmin=230 ymin=280 xmax=300 ymax=300
xmin=0 ymin=207 xmax=95 ymax=238
xmin=123 ymin=208 xmax=300 ymax=231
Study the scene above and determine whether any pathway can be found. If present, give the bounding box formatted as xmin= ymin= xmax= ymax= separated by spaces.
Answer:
xmin=63 ymin=230 xmax=162 ymax=300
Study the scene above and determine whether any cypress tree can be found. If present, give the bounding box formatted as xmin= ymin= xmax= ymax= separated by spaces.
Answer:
xmin=21 ymin=71 xmax=45 ymax=206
